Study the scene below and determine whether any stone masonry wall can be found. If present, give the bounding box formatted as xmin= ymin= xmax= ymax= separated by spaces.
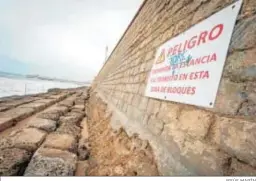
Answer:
xmin=89 ymin=0 xmax=256 ymax=175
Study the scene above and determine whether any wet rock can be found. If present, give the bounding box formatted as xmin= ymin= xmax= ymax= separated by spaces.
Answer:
xmin=26 ymin=118 xmax=56 ymax=132
xmin=24 ymin=148 xmax=77 ymax=176
xmin=0 ymin=148 xmax=31 ymax=176
xmin=42 ymin=133 xmax=77 ymax=153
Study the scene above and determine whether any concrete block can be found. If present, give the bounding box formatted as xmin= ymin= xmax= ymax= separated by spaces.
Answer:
xmin=24 ymin=148 xmax=77 ymax=176
xmin=11 ymin=128 xmax=47 ymax=151
xmin=42 ymin=133 xmax=77 ymax=153
xmin=0 ymin=148 xmax=31 ymax=176
xmin=0 ymin=117 xmax=14 ymax=132
xmin=26 ymin=118 xmax=56 ymax=132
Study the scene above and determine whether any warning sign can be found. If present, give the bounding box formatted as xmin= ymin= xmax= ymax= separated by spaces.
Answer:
xmin=145 ymin=0 xmax=243 ymax=108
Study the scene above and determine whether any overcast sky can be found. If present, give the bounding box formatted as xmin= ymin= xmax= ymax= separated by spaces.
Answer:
xmin=0 ymin=0 xmax=142 ymax=81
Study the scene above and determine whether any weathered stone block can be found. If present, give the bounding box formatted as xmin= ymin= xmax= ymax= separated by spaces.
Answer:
xmin=75 ymin=98 xmax=85 ymax=105
xmin=35 ymin=99 xmax=56 ymax=106
xmin=138 ymin=97 xmax=149 ymax=111
xmin=148 ymin=116 xmax=164 ymax=135
xmin=0 ymin=148 xmax=31 ymax=176
xmin=59 ymin=112 xmax=84 ymax=125
xmin=75 ymin=161 xmax=90 ymax=176
xmin=37 ymin=112 xmax=59 ymax=121
xmin=0 ymin=117 xmax=14 ymax=132
xmin=238 ymin=99 xmax=256 ymax=117
xmin=72 ymin=104 xmax=85 ymax=111
xmin=56 ymin=123 xmax=80 ymax=139
xmin=131 ymin=95 xmax=141 ymax=107
xmin=213 ymin=79 xmax=246 ymax=115
xmin=224 ymin=48 xmax=256 ymax=82
xmin=48 ymin=94 xmax=68 ymax=101
xmin=242 ymin=0 xmax=256 ymax=12
xmin=3 ymin=97 xmax=36 ymax=108
xmin=80 ymin=118 xmax=89 ymax=139
xmin=24 ymin=148 xmax=77 ymax=176
xmin=0 ymin=106 xmax=9 ymax=112
xmin=43 ymin=133 xmax=77 ymax=153
xmin=126 ymin=151 xmax=159 ymax=176
xmin=218 ymin=117 xmax=256 ymax=167
xmin=26 ymin=118 xmax=56 ymax=132
xmin=50 ymin=106 xmax=69 ymax=115
xmin=0 ymin=138 xmax=14 ymax=150
xmin=179 ymin=109 xmax=213 ymax=140
xmin=230 ymin=15 xmax=256 ymax=51
xmin=173 ymin=14 xmax=193 ymax=36
xmin=181 ymin=140 xmax=230 ymax=175
xmin=127 ymin=94 xmax=134 ymax=104
xmin=138 ymin=84 xmax=146 ymax=95
xmin=228 ymin=158 xmax=256 ymax=176
xmin=78 ymin=139 xmax=90 ymax=160
xmin=161 ymin=123 xmax=186 ymax=151
xmin=157 ymin=102 xmax=182 ymax=124
xmin=0 ymin=107 xmax=34 ymax=123
xmin=192 ymin=0 xmax=232 ymax=24
xmin=146 ymin=99 xmax=161 ymax=115
xmin=11 ymin=128 xmax=47 ymax=151
xmin=19 ymin=102 xmax=47 ymax=112
xmin=58 ymin=100 xmax=74 ymax=108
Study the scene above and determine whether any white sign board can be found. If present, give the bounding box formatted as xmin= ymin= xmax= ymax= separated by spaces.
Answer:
xmin=145 ymin=0 xmax=243 ymax=108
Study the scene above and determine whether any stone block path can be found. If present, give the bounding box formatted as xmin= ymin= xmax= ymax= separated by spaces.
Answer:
xmin=0 ymin=88 xmax=159 ymax=176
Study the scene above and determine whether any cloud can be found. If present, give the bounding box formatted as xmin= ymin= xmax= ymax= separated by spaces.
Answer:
xmin=0 ymin=0 xmax=142 ymax=81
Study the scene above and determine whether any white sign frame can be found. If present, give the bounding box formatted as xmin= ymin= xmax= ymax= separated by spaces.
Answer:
xmin=145 ymin=0 xmax=243 ymax=108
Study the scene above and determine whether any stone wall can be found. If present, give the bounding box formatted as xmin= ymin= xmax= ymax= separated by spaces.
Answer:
xmin=89 ymin=0 xmax=256 ymax=176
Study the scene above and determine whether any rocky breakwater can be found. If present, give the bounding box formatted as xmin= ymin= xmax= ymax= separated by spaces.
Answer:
xmin=0 ymin=87 xmax=159 ymax=176
xmin=0 ymin=87 xmax=88 ymax=175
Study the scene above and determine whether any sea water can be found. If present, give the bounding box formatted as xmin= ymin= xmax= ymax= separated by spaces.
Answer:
xmin=0 ymin=77 xmax=85 ymax=98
